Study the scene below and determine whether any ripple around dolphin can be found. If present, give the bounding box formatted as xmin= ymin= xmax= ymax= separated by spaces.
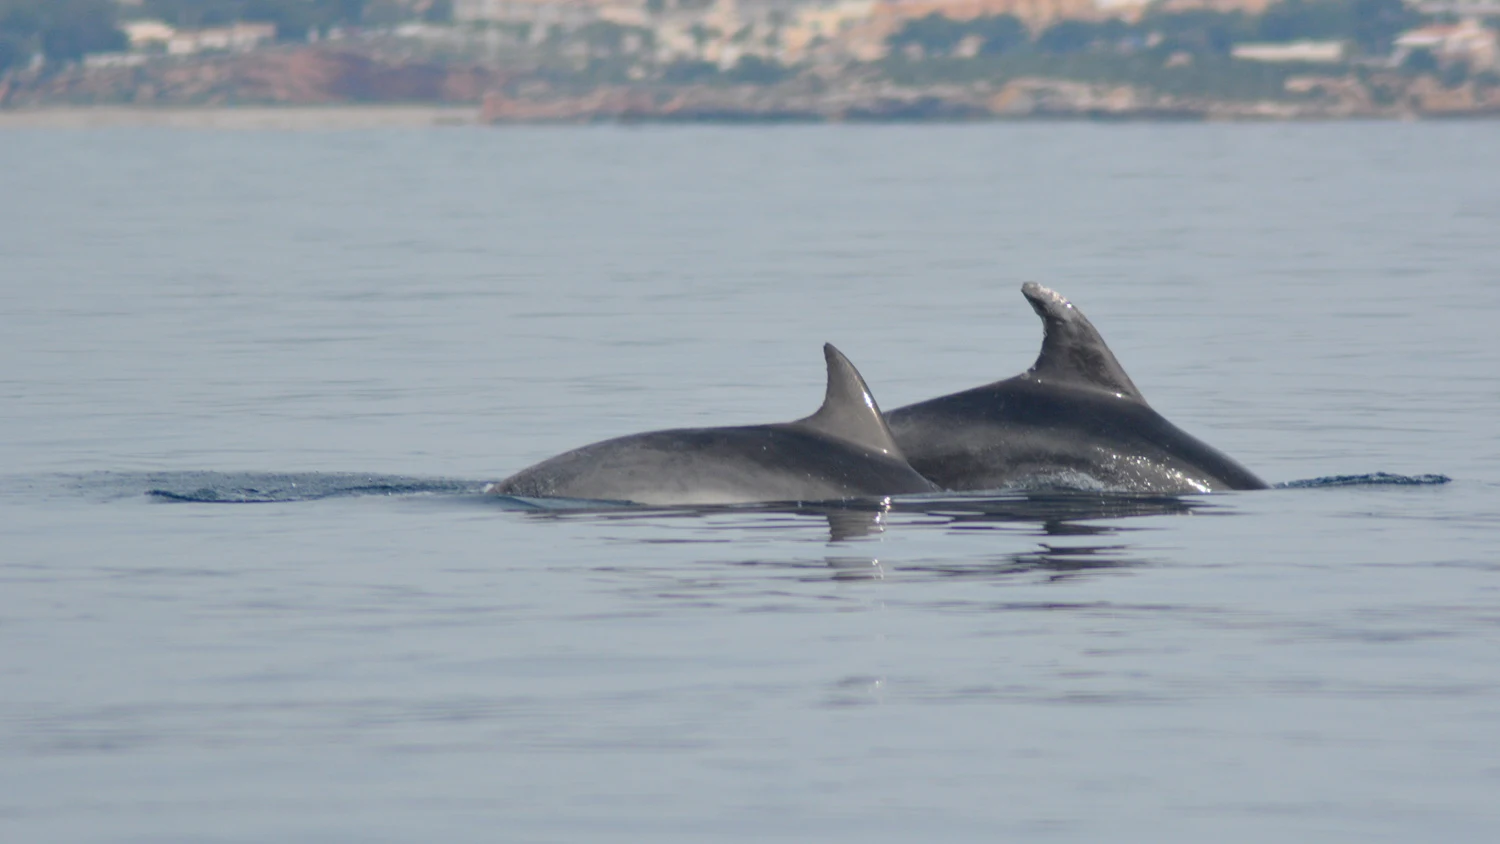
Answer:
xmin=48 ymin=471 xmax=487 ymax=503
xmin=25 ymin=469 xmax=1451 ymax=518
xmin=1275 ymin=473 xmax=1451 ymax=488
xmin=492 ymin=490 xmax=1217 ymax=535
xmin=38 ymin=470 xmax=1213 ymax=524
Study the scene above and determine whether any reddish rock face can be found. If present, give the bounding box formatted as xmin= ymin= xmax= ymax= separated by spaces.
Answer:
xmin=237 ymin=50 xmax=505 ymax=104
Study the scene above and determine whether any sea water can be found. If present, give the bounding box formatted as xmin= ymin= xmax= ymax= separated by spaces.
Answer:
xmin=1 ymin=123 xmax=1498 ymax=842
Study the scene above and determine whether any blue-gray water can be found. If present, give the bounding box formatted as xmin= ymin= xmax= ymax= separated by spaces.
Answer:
xmin=2 ymin=123 xmax=1498 ymax=842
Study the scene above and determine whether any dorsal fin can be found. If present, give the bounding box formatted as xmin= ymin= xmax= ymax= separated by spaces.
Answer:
xmin=1020 ymin=283 xmax=1145 ymax=401
xmin=794 ymin=344 xmax=907 ymax=457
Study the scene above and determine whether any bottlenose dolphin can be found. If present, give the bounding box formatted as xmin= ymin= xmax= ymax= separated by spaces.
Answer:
xmin=886 ymin=284 xmax=1267 ymax=493
xmin=488 ymin=344 xmax=940 ymax=506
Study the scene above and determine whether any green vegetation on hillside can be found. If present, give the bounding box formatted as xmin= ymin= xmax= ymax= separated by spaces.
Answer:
xmin=882 ymin=52 xmax=1302 ymax=102
xmin=133 ymin=0 xmax=367 ymax=39
xmin=0 ymin=0 xmax=125 ymax=71
xmin=887 ymin=0 xmax=1418 ymax=62
xmin=0 ymin=0 xmax=400 ymax=72
xmin=878 ymin=0 xmax=1426 ymax=98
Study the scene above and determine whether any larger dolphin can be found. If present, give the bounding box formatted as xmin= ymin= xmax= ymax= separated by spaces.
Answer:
xmin=488 ymin=344 xmax=940 ymax=506
xmin=886 ymin=284 xmax=1267 ymax=493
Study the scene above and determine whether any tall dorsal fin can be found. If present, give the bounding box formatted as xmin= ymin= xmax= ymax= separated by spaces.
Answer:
xmin=794 ymin=344 xmax=907 ymax=457
xmin=1021 ymin=283 xmax=1145 ymax=401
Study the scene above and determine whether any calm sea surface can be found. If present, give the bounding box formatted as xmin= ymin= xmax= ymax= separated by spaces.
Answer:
xmin=2 ymin=123 xmax=1499 ymax=842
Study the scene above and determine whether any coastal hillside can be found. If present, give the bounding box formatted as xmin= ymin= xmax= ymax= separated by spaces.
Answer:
xmin=2 ymin=0 xmax=1497 ymax=118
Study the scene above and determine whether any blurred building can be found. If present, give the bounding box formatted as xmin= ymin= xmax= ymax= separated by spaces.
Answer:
xmin=120 ymin=20 xmax=278 ymax=55
xmin=1395 ymin=19 xmax=1499 ymax=68
xmin=1232 ymin=40 xmax=1348 ymax=63
xmin=780 ymin=0 xmax=885 ymax=61
xmin=1154 ymin=0 xmax=1276 ymax=14
xmin=453 ymin=0 xmax=613 ymax=27
xmin=123 ymin=20 xmax=176 ymax=50
xmin=169 ymin=23 xmax=278 ymax=55
xmin=1413 ymin=0 xmax=1500 ymax=17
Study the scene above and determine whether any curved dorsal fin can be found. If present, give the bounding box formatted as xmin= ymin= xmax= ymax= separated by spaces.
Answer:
xmin=794 ymin=344 xmax=907 ymax=457
xmin=1021 ymin=283 xmax=1144 ymax=401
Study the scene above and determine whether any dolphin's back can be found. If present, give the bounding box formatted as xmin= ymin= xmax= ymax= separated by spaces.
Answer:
xmin=494 ymin=425 xmax=936 ymax=506
xmin=490 ymin=344 xmax=940 ymax=506
xmin=886 ymin=284 xmax=1267 ymax=494
xmin=889 ymin=379 xmax=1266 ymax=493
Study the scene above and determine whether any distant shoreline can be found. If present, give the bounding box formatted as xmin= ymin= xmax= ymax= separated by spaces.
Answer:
xmin=2 ymin=103 xmax=1496 ymax=128
xmin=0 ymin=105 xmax=481 ymax=129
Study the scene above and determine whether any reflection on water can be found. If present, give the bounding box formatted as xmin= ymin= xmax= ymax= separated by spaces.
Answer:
xmin=894 ymin=542 xmax=1147 ymax=583
xmin=511 ymin=491 xmax=1201 ymax=584
xmin=819 ymin=494 xmax=1188 ymax=582
xmin=890 ymin=490 xmax=1204 ymax=526
xmin=26 ymin=471 xmax=1202 ymax=597
xmin=824 ymin=542 xmax=1143 ymax=583
xmin=823 ymin=506 xmax=888 ymax=542
xmin=41 ymin=472 xmax=1209 ymax=583
xmin=497 ymin=491 xmax=1199 ymax=585
xmin=504 ymin=490 xmax=1210 ymax=528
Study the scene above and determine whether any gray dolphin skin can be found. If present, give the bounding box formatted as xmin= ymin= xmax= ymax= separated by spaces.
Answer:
xmin=886 ymin=284 xmax=1268 ymax=494
xmin=488 ymin=344 xmax=940 ymax=506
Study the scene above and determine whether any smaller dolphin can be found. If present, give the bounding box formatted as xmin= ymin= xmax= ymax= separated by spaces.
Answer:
xmin=488 ymin=344 xmax=940 ymax=506
xmin=886 ymin=284 xmax=1268 ymax=494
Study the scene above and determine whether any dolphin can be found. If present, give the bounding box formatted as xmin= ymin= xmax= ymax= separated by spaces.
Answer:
xmin=488 ymin=344 xmax=941 ymax=506
xmin=885 ymin=284 xmax=1268 ymax=494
